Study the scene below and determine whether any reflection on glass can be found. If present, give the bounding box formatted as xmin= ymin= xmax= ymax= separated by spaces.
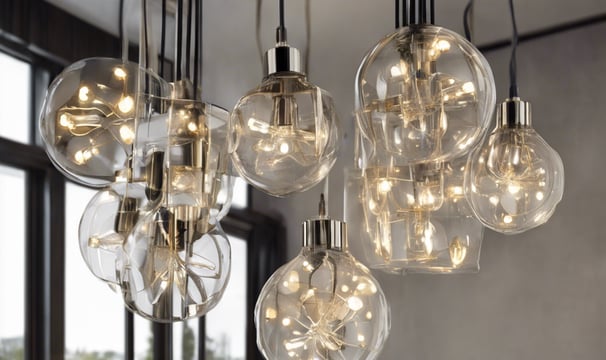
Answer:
xmin=231 ymin=177 xmax=248 ymax=209
xmin=0 ymin=166 xmax=25 ymax=357
xmin=206 ymin=236 xmax=247 ymax=359
xmin=65 ymin=183 xmax=124 ymax=358
xmin=0 ymin=52 xmax=30 ymax=144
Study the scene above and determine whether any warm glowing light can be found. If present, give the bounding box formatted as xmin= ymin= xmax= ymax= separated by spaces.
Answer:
xmin=503 ymin=215 xmax=513 ymax=224
xmin=508 ymin=183 xmax=521 ymax=194
xmin=347 ymin=296 xmax=363 ymax=311
xmin=282 ymin=318 xmax=291 ymax=326
xmin=390 ymin=65 xmax=403 ymax=77
xmin=378 ymin=179 xmax=391 ymax=193
xmin=279 ymin=141 xmax=290 ymax=154
xmin=435 ymin=39 xmax=451 ymax=51
xmin=265 ymin=307 xmax=277 ymax=320
xmin=118 ymin=96 xmax=134 ymax=114
xmin=365 ymin=311 xmax=373 ymax=320
xmin=449 ymin=237 xmax=468 ymax=267
xmin=59 ymin=114 xmax=70 ymax=127
xmin=79 ymin=86 xmax=90 ymax=101
xmin=462 ymin=82 xmax=475 ymax=93
xmin=341 ymin=285 xmax=350 ymax=292
xmin=113 ymin=67 xmax=127 ymax=79
xmin=536 ymin=191 xmax=544 ymax=201
xmin=247 ymin=117 xmax=269 ymax=134
xmin=489 ymin=196 xmax=499 ymax=206
xmin=119 ymin=125 xmax=135 ymax=145
xmin=357 ymin=334 xmax=366 ymax=342
xmin=187 ymin=122 xmax=198 ymax=132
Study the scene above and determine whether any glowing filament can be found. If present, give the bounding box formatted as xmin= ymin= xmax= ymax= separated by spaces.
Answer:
xmin=113 ymin=67 xmax=127 ymax=79
xmin=78 ymin=86 xmax=90 ymax=102
xmin=118 ymin=96 xmax=134 ymax=114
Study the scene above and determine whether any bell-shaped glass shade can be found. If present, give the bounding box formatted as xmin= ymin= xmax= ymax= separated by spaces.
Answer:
xmin=465 ymin=127 xmax=564 ymax=234
xmin=230 ymin=73 xmax=339 ymax=197
xmin=79 ymin=182 xmax=149 ymax=285
xmin=39 ymin=57 xmax=170 ymax=187
xmin=355 ymin=25 xmax=495 ymax=165
xmin=255 ymin=247 xmax=390 ymax=359
xmin=122 ymin=208 xmax=231 ymax=322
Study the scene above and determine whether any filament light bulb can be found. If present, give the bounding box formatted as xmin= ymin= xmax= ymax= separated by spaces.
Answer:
xmin=255 ymin=196 xmax=390 ymax=359
xmin=230 ymin=43 xmax=339 ymax=197
xmin=465 ymin=98 xmax=564 ymax=234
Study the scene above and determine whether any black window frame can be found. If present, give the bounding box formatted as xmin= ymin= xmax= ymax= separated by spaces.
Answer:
xmin=0 ymin=1 xmax=286 ymax=358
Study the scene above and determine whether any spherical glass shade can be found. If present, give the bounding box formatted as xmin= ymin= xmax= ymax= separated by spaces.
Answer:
xmin=355 ymin=25 xmax=496 ymax=165
xmin=79 ymin=182 xmax=149 ymax=285
xmin=255 ymin=247 xmax=390 ymax=359
xmin=122 ymin=208 xmax=231 ymax=322
xmin=230 ymin=73 xmax=340 ymax=196
xmin=39 ymin=57 xmax=170 ymax=187
xmin=465 ymin=127 xmax=564 ymax=234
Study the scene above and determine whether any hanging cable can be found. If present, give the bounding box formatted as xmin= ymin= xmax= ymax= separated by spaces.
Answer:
xmin=395 ymin=0 xmax=400 ymax=28
xmin=508 ymin=0 xmax=519 ymax=97
xmin=193 ymin=0 xmax=202 ymax=98
xmin=256 ymin=0 xmax=264 ymax=66
xmin=430 ymin=0 xmax=435 ymax=24
xmin=186 ymin=0 xmax=193 ymax=79
xmin=176 ymin=0 xmax=184 ymax=80
xmin=143 ymin=0 xmax=150 ymax=69
xmin=119 ymin=0 xmax=125 ymax=59
xmin=160 ymin=0 xmax=167 ymax=77
xmin=277 ymin=0 xmax=287 ymax=42
xmin=463 ymin=0 xmax=474 ymax=42
xmin=305 ymin=0 xmax=310 ymax=74
xmin=402 ymin=0 xmax=408 ymax=26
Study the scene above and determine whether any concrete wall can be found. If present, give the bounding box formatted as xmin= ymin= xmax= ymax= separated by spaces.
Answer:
xmin=249 ymin=19 xmax=606 ymax=360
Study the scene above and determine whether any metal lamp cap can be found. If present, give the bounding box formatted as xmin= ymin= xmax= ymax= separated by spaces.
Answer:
xmin=302 ymin=194 xmax=348 ymax=251
xmin=264 ymin=44 xmax=302 ymax=76
xmin=496 ymin=97 xmax=532 ymax=128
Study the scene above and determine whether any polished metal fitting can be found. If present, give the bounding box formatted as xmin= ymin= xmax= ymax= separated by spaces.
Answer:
xmin=264 ymin=44 xmax=302 ymax=76
xmin=496 ymin=97 xmax=532 ymax=128
xmin=302 ymin=195 xmax=348 ymax=251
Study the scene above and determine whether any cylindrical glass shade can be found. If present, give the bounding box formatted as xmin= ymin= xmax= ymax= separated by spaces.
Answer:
xmin=230 ymin=73 xmax=340 ymax=196
xmin=39 ymin=58 xmax=170 ymax=187
xmin=355 ymin=25 xmax=495 ymax=165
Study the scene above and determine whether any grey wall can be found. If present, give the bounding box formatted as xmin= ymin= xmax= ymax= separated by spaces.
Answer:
xmin=250 ymin=19 xmax=606 ymax=360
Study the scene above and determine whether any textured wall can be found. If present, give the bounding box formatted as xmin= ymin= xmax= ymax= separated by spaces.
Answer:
xmin=251 ymin=20 xmax=606 ymax=360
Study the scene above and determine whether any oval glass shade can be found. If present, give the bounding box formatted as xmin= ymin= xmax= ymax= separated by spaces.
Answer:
xmin=255 ymin=247 xmax=390 ymax=359
xmin=79 ymin=182 xmax=149 ymax=285
xmin=122 ymin=208 xmax=231 ymax=322
xmin=465 ymin=127 xmax=565 ymax=234
xmin=230 ymin=73 xmax=339 ymax=197
xmin=355 ymin=25 xmax=495 ymax=165
xmin=39 ymin=57 xmax=170 ymax=187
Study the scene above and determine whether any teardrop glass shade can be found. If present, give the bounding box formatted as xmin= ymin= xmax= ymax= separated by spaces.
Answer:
xmin=79 ymin=182 xmax=149 ymax=285
xmin=355 ymin=25 xmax=496 ymax=165
xmin=465 ymin=127 xmax=564 ymax=234
xmin=122 ymin=208 xmax=231 ymax=322
xmin=39 ymin=57 xmax=170 ymax=187
xmin=230 ymin=73 xmax=340 ymax=197
xmin=255 ymin=247 xmax=390 ymax=359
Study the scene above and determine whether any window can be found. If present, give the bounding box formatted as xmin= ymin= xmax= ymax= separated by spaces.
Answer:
xmin=0 ymin=52 xmax=30 ymax=144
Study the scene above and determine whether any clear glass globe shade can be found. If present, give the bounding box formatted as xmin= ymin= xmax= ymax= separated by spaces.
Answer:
xmin=39 ymin=57 xmax=170 ymax=187
xmin=355 ymin=25 xmax=496 ymax=165
xmin=255 ymin=247 xmax=390 ymax=359
xmin=121 ymin=206 xmax=231 ymax=322
xmin=230 ymin=73 xmax=340 ymax=197
xmin=465 ymin=127 xmax=565 ymax=234
xmin=79 ymin=182 xmax=149 ymax=285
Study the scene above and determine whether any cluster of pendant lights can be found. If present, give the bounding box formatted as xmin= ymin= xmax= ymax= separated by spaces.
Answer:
xmin=37 ymin=0 xmax=564 ymax=358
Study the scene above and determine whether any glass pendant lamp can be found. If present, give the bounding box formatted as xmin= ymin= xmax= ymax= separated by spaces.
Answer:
xmin=464 ymin=0 xmax=564 ymax=234
xmin=230 ymin=0 xmax=340 ymax=197
xmin=255 ymin=195 xmax=390 ymax=359
xmin=354 ymin=0 xmax=495 ymax=166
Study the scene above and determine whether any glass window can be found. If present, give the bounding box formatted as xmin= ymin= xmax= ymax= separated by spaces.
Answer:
xmin=173 ymin=319 xmax=199 ymax=360
xmin=65 ymin=182 xmax=125 ymax=358
xmin=205 ymin=236 xmax=248 ymax=359
xmin=231 ymin=177 xmax=248 ymax=209
xmin=0 ymin=165 xmax=25 ymax=357
xmin=134 ymin=316 xmax=153 ymax=360
xmin=0 ymin=52 xmax=31 ymax=144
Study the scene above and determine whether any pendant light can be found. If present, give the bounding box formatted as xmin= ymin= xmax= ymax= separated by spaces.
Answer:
xmin=255 ymin=195 xmax=390 ymax=359
xmin=355 ymin=0 xmax=495 ymax=166
xmin=229 ymin=0 xmax=340 ymax=197
xmin=464 ymin=0 xmax=564 ymax=234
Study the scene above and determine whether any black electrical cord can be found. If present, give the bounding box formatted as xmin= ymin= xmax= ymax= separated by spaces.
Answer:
xmin=463 ymin=0 xmax=473 ymax=42
xmin=143 ymin=0 xmax=150 ymax=69
xmin=176 ymin=0 xmax=184 ymax=80
xmin=193 ymin=0 xmax=201 ymax=98
xmin=279 ymin=0 xmax=285 ymax=31
xmin=508 ymin=0 xmax=519 ymax=97
xmin=430 ymin=0 xmax=435 ymax=24
xmin=402 ymin=0 xmax=408 ymax=26
xmin=396 ymin=0 xmax=400 ymax=28
xmin=186 ymin=0 xmax=193 ymax=79
xmin=119 ymin=0 xmax=124 ymax=52
xmin=160 ymin=0 xmax=166 ymax=77
xmin=305 ymin=0 xmax=310 ymax=74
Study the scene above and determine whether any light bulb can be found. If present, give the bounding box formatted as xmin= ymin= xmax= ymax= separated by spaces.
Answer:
xmin=39 ymin=57 xmax=170 ymax=187
xmin=255 ymin=196 xmax=390 ymax=359
xmin=465 ymin=98 xmax=564 ymax=234
xmin=122 ymin=206 xmax=231 ymax=322
xmin=230 ymin=43 xmax=339 ymax=197
xmin=79 ymin=182 xmax=148 ymax=285
xmin=355 ymin=25 xmax=495 ymax=165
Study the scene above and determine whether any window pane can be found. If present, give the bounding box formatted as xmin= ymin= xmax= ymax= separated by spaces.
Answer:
xmin=0 ymin=52 xmax=31 ymax=144
xmin=65 ymin=182 xmax=124 ymax=357
xmin=134 ymin=316 xmax=153 ymax=360
xmin=0 ymin=165 xmax=25 ymax=357
xmin=206 ymin=236 xmax=247 ymax=359
xmin=173 ymin=319 xmax=199 ymax=360
xmin=231 ymin=177 xmax=248 ymax=209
